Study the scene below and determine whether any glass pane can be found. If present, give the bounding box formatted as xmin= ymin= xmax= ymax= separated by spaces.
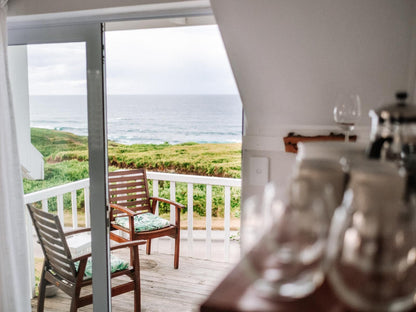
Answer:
xmin=105 ymin=23 xmax=242 ymax=259
xmin=9 ymin=42 xmax=89 ymax=228
xmin=105 ymin=25 xmax=242 ymax=146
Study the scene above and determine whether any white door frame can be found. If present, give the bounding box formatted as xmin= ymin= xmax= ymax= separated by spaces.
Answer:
xmin=9 ymin=23 xmax=112 ymax=311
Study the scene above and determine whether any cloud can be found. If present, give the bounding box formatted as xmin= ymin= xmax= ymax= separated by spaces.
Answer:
xmin=27 ymin=25 xmax=239 ymax=95
xmin=27 ymin=42 xmax=87 ymax=95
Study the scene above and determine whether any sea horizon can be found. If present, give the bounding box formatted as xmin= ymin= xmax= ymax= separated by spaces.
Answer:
xmin=29 ymin=94 xmax=243 ymax=145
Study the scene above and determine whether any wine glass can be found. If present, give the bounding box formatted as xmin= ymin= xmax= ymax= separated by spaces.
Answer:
xmin=333 ymin=93 xmax=361 ymax=142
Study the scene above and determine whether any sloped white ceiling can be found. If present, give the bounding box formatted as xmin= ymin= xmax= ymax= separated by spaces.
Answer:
xmin=211 ymin=0 xmax=416 ymax=135
xmin=8 ymin=0 xmax=198 ymax=16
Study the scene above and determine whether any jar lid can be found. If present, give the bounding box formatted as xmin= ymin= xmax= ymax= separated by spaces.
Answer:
xmin=297 ymin=141 xmax=366 ymax=162
xmin=350 ymin=159 xmax=403 ymax=178
xmin=348 ymin=160 xmax=406 ymax=202
xmin=369 ymin=92 xmax=416 ymax=123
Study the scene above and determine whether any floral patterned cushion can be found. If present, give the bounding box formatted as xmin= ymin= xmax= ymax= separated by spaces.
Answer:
xmin=115 ymin=212 xmax=170 ymax=232
xmin=75 ymin=256 xmax=128 ymax=279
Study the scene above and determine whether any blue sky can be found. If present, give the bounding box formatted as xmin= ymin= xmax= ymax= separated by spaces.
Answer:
xmin=27 ymin=25 xmax=239 ymax=95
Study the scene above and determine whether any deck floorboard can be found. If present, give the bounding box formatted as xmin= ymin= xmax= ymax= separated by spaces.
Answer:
xmin=31 ymin=252 xmax=234 ymax=312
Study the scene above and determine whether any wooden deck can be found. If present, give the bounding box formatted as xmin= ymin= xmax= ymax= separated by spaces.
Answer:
xmin=31 ymin=252 xmax=234 ymax=312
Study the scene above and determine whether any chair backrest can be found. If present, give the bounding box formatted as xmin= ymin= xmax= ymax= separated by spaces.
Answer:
xmin=27 ymin=204 xmax=77 ymax=282
xmin=108 ymin=168 xmax=152 ymax=214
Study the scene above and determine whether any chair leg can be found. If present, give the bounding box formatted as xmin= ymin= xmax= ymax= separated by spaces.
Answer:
xmin=174 ymin=232 xmax=180 ymax=269
xmin=70 ymin=282 xmax=82 ymax=312
xmin=70 ymin=299 xmax=78 ymax=312
xmin=37 ymin=265 xmax=47 ymax=312
xmin=146 ymin=239 xmax=152 ymax=255
xmin=132 ymin=245 xmax=141 ymax=312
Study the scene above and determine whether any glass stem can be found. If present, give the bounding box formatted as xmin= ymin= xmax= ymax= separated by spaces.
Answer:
xmin=345 ymin=130 xmax=349 ymax=142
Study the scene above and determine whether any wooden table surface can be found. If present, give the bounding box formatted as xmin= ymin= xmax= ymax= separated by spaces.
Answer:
xmin=200 ymin=261 xmax=345 ymax=311
xmin=200 ymin=246 xmax=416 ymax=312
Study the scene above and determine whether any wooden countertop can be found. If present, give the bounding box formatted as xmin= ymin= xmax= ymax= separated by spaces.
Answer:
xmin=200 ymin=260 xmax=345 ymax=311
xmin=200 ymin=244 xmax=416 ymax=312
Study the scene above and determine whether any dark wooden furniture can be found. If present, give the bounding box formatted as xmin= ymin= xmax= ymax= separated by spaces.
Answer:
xmin=200 ymin=237 xmax=344 ymax=312
xmin=200 ymin=245 xmax=416 ymax=312
xmin=108 ymin=169 xmax=185 ymax=269
xmin=200 ymin=265 xmax=344 ymax=311
xmin=27 ymin=204 xmax=145 ymax=312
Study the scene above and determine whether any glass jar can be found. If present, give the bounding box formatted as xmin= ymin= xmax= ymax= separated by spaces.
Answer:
xmin=243 ymin=179 xmax=331 ymax=300
xmin=326 ymin=162 xmax=416 ymax=311
xmin=293 ymin=158 xmax=346 ymax=219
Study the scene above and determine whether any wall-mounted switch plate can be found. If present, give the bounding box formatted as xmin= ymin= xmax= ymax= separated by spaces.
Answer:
xmin=249 ymin=156 xmax=269 ymax=186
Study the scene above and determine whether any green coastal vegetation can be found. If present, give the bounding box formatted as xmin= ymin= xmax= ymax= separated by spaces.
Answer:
xmin=24 ymin=128 xmax=242 ymax=219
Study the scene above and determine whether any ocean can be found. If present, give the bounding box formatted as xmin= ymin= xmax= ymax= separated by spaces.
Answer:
xmin=29 ymin=94 xmax=242 ymax=145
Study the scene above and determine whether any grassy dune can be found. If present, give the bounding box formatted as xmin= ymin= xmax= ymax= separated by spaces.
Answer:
xmin=24 ymin=128 xmax=242 ymax=217
xmin=32 ymin=128 xmax=241 ymax=178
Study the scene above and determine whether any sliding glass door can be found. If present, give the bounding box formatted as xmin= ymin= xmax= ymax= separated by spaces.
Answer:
xmin=8 ymin=24 xmax=112 ymax=311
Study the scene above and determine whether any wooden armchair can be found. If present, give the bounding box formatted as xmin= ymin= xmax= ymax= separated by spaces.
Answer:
xmin=108 ymin=169 xmax=185 ymax=269
xmin=27 ymin=204 xmax=144 ymax=312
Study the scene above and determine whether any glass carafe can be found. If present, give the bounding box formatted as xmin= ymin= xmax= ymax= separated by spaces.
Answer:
xmin=368 ymin=92 xmax=416 ymax=163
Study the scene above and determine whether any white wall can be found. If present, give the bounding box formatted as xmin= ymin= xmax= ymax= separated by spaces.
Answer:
xmin=210 ymin=0 xmax=416 ymax=198
xmin=8 ymin=45 xmax=44 ymax=179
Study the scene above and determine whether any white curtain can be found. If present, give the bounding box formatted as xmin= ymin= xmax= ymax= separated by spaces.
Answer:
xmin=0 ymin=1 xmax=31 ymax=311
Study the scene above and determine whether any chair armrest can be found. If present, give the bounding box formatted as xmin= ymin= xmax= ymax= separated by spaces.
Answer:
xmin=71 ymin=240 xmax=146 ymax=262
xmin=109 ymin=240 xmax=146 ymax=251
xmin=110 ymin=203 xmax=139 ymax=216
xmin=64 ymin=228 xmax=91 ymax=236
xmin=72 ymin=253 xmax=91 ymax=262
xmin=150 ymin=197 xmax=185 ymax=209
xmin=150 ymin=197 xmax=183 ymax=226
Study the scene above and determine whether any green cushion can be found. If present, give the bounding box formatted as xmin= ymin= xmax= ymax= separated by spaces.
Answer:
xmin=115 ymin=212 xmax=170 ymax=232
xmin=75 ymin=256 xmax=129 ymax=279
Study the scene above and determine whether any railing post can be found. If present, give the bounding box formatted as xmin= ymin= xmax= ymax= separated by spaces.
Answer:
xmin=71 ymin=190 xmax=78 ymax=228
xmin=57 ymin=194 xmax=64 ymax=225
xmin=152 ymin=179 xmax=159 ymax=252
xmin=153 ymin=180 xmax=159 ymax=215
xmin=206 ymin=185 xmax=212 ymax=259
xmin=170 ymin=181 xmax=176 ymax=253
xmin=187 ymin=183 xmax=194 ymax=257
xmin=41 ymin=199 xmax=48 ymax=212
xmin=169 ymin=181 xmax=176 ymax=223
xmin=84 ymin=187 xmax=90 ymax=227
xmin=224 ymin=186 xmax=231 ymax=262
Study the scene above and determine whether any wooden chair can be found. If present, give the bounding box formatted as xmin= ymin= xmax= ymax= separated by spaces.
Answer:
xmin=108 ymin=169 xmax=184 ymax=269
xmin=27 ymin=204 xmax=144 ymax=312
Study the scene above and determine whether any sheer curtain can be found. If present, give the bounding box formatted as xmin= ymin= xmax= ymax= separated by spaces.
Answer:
xmin=0 ymin=1 xmax=31 ymax=311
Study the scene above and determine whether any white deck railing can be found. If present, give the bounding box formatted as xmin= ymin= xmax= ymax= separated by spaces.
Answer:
xmin=24 ymin=172 xmax=241 ymax=262
xmin=24 ymin=178 xmax=91 ymax=228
